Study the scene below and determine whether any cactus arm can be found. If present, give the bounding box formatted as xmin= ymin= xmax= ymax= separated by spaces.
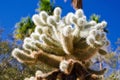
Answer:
xmin=36 ymin=50 xmax=63 ymax=68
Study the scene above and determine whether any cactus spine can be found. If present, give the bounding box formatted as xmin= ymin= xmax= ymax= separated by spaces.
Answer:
xmin=12 ymin=7 xmax=109 ymax=80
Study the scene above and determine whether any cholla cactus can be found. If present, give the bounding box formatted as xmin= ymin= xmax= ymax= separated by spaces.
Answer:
xmin=12 ymin=7 xmax=109 ymax=80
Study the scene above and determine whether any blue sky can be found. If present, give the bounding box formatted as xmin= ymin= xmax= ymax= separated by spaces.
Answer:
xmin=0 ymin=0 xmax=120 ymax=49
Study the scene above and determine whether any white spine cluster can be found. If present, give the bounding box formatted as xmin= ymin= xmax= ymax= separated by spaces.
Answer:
xmin=35 ymin=70 xmax=43 ymax=77
xmin=12 ymin=7 xmax=109 ymax=73
xmin=59 ymin=60 xmax=69 ymax=72
xmin=86 ymin=21 xmax=108 ymax=48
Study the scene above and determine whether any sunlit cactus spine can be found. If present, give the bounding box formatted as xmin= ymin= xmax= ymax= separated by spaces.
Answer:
xmin=12 ymin=7 xmax=109 ymax=80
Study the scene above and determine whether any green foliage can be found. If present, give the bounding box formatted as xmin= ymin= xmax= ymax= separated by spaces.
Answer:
xmin=90 ymin=14 xmax=100 ymax=23
xmin=14 ymin=17 xmax=35 ymax=40
xmin=90 ymin=14 xmax=108 ymax=33
xmin=0 ymin=60 xmax=37 ymax=80
xmin=0 ymin=40 xmax=11 ymax=54
xmin=0 ymin=28 xmax=40 ymax=80
xmin=37 ymin=0 xmax=54 ymax=15
xmin=14 ymin=0 xmax=54 ymax=41
xmin=0 ymin=29 xmax=15 ymax=54
xmin=106 ymin=72 xmax=120 ymax=80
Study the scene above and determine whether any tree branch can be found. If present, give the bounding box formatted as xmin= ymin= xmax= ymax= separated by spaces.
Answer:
xmin=72 ymin=0 xmax=83 ymax=9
